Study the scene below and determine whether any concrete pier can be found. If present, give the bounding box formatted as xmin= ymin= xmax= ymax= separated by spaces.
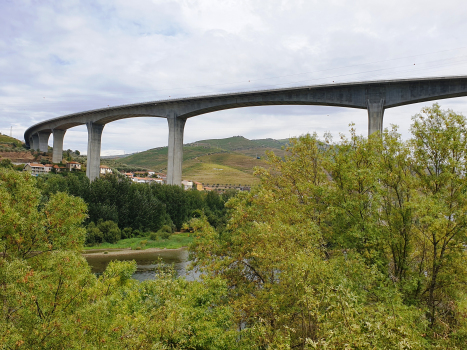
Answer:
xmin=38 ymin=131 xmax=51 ymax=153
xmin=86 ymin=122 xmax=104 ymax=182
xmin=31 ymin=134 xmax=39 ymax=151
xmin=52 ymin=129 xmax=66 ymax=163
xmin=367 ymin=99 xmax=385 ymax=135
xmin=167 ymin=116 xmax=186 ymax=185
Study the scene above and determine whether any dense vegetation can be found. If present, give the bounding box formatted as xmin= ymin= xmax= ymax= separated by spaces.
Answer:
xmin=35 ymin=173 xmax=234 ymax=245
xmin=1 ymin=104 xmax=467 ymax=348
xmin=189 ymin=104 xmax=467 ymax=348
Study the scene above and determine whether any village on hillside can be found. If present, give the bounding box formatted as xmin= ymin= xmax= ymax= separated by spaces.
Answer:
xmin=1 ymin=133 xmax=256 ymax=192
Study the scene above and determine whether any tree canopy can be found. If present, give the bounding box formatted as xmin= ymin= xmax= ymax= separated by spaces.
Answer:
xmin=190 ymin=104 xmax=467 ymax=348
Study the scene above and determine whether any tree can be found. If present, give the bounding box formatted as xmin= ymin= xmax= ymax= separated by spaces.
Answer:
xmin=1 ymin=169 xmax=241 ymax=349
xmin=189 ymin=106 xmax=467 ymax=347
xmin=409 ymin=104 xmax=467 ymax=329
xmin=0 ymin=169 xmax=87 ymax=260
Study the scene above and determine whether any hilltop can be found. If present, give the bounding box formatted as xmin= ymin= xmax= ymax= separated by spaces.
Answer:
xmin=111 ymin=136 xmax=290 ymax=185
xmin=0 ymin=134 xmax=24 ymax=148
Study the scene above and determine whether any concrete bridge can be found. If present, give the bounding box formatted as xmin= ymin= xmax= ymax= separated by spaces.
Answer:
xmin=24 ymin=76 xmax=467 ymax=185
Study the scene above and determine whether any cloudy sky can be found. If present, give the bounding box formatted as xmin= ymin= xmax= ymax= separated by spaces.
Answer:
xmin=1 ymin=0 xmax=467 ymax=155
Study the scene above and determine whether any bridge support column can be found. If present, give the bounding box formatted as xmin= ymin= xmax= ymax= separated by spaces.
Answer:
xmin=38 ymin=131 xmax=51 ymax=153
xmin=367 ymin=99 xmax=385 ymax=136
xmin=86 ymin=122 xmax=104 ymax=182
xmin=31 ymin=134 xmax=39 ymax=151
xmin=167 ymin=116 xmax=186 ymax=186
xmin=52 ymin=129 xmax=66 ymax=163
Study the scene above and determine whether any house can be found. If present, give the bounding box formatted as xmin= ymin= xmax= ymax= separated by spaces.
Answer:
xmin=66 ymin=161 xmax=81 ymax=171
xmin=23 ymin=163 xmax=47 ymax=175
xmin=181 ymin=180 xmax=193 ymax=190
xmin=43 ymin=164 xmax=53 ymax=172
xmin=193 ymin=181 xmax=204 ymax=191
xmin=131 ymin=177 xmax=164 ymax=184
xmin=124 ymin=172 xmax=133 ymax=178
xmin=99 ymin=165 xmax=112 ymax=174
xmin=53 ymin=164 xmax=66 ymax=172
xmin=148 ymin=171 xmax=155 ymax=176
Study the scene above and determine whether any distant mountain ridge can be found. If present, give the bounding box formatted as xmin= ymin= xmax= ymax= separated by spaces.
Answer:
xmin=112 ymin=136 xmax=290 ymax=185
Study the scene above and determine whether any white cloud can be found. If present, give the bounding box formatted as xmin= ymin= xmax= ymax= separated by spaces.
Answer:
xmin=1 ymin=0 xmax=467 ymax=153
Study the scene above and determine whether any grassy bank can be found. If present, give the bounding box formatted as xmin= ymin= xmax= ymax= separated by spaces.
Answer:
xmin=84 ymin=232 xmax=193 ymax=250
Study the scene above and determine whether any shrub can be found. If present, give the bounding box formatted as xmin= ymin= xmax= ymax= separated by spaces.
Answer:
xmin=97 ymin=220 xmax=121 ymax=244
xmin=149 ymin=232 xmax=159 ymax=241
xmin=158 ymin=230 xmax=171 ymax=240
xmin=85 ymin=222 xmax=103 ymax=245
xmin=122 ymin=227 xmax=133 ymax=239
xmin=160 ymin=224 xmax=173 ymax=234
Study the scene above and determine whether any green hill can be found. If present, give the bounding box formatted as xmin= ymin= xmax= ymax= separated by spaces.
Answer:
xmin=115 ymin=136 xmax=290 ymax=185
xmin=0 ymin=134 xmax=23 ymax=148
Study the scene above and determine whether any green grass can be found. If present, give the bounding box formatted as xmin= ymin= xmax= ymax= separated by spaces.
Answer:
xmin=84 ymin=232 xmax=193 ymax=250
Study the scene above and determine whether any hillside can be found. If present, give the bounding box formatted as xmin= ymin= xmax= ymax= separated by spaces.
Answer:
xmin=0 ymin=134 xmax=24 ymax=148
xmin=115 ymin=136 xmax=290 ymax=185
xmin=0 ymin=134 xmax=34 ymax=164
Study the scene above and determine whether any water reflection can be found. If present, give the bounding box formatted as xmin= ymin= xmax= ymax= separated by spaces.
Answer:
xmin=83 ymin=249 xmax=199 ymax=282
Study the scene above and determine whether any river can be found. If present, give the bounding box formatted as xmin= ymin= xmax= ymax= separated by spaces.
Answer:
xmin=83 ymin=248 xmax=199 ymax=282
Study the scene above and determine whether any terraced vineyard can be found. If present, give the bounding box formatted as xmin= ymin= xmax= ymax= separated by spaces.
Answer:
xmin=115 ymin=136 xmax=290 ymax=185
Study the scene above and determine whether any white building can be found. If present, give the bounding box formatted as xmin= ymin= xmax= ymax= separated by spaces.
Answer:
xmin=181 ymin=180 xmax=193 ymax=190
xmin=66 ymin=161 xmax=82 ymax=171
xmin=99 ymin=165 xmax=112 ymax=174
xmin=23 ymin=163 xmax=48 ymax=175
xmin=131 ymin=177 xmax=164 ymax=184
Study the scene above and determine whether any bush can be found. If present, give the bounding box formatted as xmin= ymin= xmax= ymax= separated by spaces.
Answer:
xmin=157 ymin=230 xmax=171 ymax=240
xmin=85 ymin=222 xmax=103 ymax=245
xmin=149 ymin=232 xmax=159 ymax=241
xmin=122 ymin=227 xmax=133 ymax=239
xmin=160 ymin=224 xmax=173 ymax=234
xmin=97 ymin=220 xmax=121 ymax=244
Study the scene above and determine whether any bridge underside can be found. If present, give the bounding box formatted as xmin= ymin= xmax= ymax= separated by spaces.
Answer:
xmin=24 ymin=76 xmax=467 ymax=184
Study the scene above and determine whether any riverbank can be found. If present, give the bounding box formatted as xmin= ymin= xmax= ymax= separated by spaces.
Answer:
xmin=83 ymin=232 xmax=193 ymax=251
xmin=82 ymin=246 xmax=187 ymax=258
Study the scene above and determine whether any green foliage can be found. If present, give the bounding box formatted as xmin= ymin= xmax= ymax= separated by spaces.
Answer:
xmin=0 ymin=158 xmax=13 ymax=169
xmin=0 ymin=169 xmax=87 ymax=259
xmin=97 ymin=219 xmax=121 ymax=243
xmin=85 ymin=222 xmax=104 ymax=245
xmin=37 ymin=173 xmax=233 ymax=235
xmin=189 ymin=104 xmax=467 ymax=348
xmin=121 ymin=226 xmax=133 ymax=239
